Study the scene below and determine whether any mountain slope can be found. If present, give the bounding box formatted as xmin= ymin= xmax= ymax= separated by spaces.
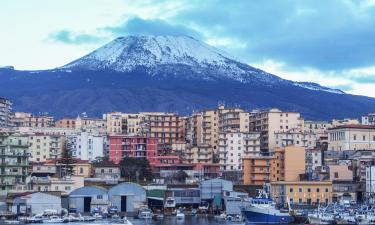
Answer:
xmin=0 ymin=35 xmax=374 ymax=119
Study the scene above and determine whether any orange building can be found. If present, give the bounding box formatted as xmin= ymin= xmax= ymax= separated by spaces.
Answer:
xmin=243 ymin=146 xmax=305 ymax=185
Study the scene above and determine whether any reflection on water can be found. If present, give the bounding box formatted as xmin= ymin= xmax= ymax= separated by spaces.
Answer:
xmin=33 ymin=216 xmax=243 ymax=225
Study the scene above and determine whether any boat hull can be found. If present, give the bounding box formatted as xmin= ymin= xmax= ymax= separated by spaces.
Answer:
xmin=242 ymin=209 xmax=291 ymax=224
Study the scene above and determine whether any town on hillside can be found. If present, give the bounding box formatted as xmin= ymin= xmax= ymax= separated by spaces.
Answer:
xmin=1 ymin=96 xmax=375 ymax=223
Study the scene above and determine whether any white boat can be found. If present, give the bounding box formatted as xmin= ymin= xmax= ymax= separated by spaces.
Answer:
xmin=308 ymin=212 xmax=335 ymax=225
xmin=4 ymin=220 xmax=20 ymax=224
xmin=214 ymin=212 xmax=227 ymax=221
xmin=111 ymin=217 xmax=133 ymax=225
xmin=164 ymin=197 xmax=176 ymax=208
xmin=43 ymin=215 xmax=64 ymax=223
xmin=83 ymin=215 xmax=96 ymax=221
xmin=176 ymin=209 xmax=185 ymax=220
xmin=138 ymin=207 xmax=153 ymax=219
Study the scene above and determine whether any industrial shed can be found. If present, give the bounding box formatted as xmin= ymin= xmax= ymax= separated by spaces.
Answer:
xmin=69 ymin=186 xmax=108 ymax=213
xmin=10 ymin=192 xmax=62 ymax=215
xmin=108 ymin=182 xmax=146 ymax=213
xmin=201 ymin=178 xmax=233 ymax=200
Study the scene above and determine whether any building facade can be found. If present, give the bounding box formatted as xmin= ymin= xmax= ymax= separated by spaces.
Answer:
xmin=218 ymin=131 xmax=260 ymax=171
xmin=29 ymin=134 xmax=64 ymax=162
xmin=0 ymin=97 xmax=12 ymax=127
xmin=250 ymin=109 xmax=303 ymax=150
xmin=328 ymin=125 xmax=375 ymax=151
xmin=108 ymin=135 xmax=158 ymax=164
xmin=0 ymin=132 xmax=30 ymax=195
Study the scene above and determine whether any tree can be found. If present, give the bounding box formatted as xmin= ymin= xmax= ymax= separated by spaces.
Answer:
xmin=173 ymin=170 xmax=189 ymax=183
xmin=57 ymin=144 xmax=77 ymax=178
xmin=119 ymin=158 xmax=153 ymax=183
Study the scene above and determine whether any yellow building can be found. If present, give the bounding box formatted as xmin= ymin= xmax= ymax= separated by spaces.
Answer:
xmin=271 ymin=181 xmax=332 ymax=206
xmin=29 ymin=134 xmax=65 ymax=162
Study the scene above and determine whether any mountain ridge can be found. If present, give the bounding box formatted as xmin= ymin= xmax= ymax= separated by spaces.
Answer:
xmin=0 ymin=35 xmax=374 ymax=119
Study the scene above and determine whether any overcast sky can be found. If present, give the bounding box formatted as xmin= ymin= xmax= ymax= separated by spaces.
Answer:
xmin=1 ymin=0 xmax=375 ymax=97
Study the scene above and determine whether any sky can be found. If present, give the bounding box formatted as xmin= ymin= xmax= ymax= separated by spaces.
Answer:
xmin=1 ymin=0 xmax=375 ymax=97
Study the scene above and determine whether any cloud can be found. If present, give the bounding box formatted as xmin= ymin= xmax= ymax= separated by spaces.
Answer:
xmin=103 ymin=17 xmax=202 ymax=39
xmin=49 ymin=30 xmax=105 ymax=45
xmin=169 ymin=0 xmax=375 ymax=71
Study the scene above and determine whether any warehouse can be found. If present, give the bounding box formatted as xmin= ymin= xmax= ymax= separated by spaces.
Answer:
xmin=69 ymin=186 xmax=108 ymax=213
xmin=108 ymin=182 xmax=146 ymax=214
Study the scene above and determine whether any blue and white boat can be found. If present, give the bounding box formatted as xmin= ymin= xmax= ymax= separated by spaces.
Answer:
xmin=241 ymin=188 xmax=291 ymax=224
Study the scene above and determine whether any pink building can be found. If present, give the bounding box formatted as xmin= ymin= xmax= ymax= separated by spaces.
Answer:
xmin=108 ymin=135 xmax=158 ymax=164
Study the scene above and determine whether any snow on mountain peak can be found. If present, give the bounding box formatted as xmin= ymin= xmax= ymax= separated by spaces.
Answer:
xmin=61 ymin=35 xmax=344 ymax=95
xmin=63 ymin=35 xmax=237 ymax=70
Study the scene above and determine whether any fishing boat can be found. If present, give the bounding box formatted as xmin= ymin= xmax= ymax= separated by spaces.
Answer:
xmin=240 ymin=189 xmax=291 ymax=224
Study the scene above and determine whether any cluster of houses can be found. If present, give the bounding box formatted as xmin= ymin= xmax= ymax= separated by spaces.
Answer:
xmin=2 ymin=96 xmax=375 ymax=209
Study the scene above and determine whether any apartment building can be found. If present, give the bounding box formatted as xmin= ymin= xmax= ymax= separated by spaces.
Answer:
xmin=218 ymin=107 xmax=249 ymax=133
xmin=141 ymin=112 xmax=181 ymax=144
xmin=304 ymin=120 xmax=330 ymax=135
xmin=184 ymin=144 xmax=214 ymax=164
xmin=362 ymin=113 xmax=375 ymax=125
xmin=271 ymin=181 xmax=332 ymax=205
xmin=12 ymin=112 xmax=54 ymax=127
xmin=66 ymin=132 xmax=106 ymax=161
xmin=0 ymin=97 xmax=12 ymax=127
xmin=274 ymin=128 xmax=317 ymax=149
xmin=75 ymin=116 xmax=106 ymax=132
xmin=328 ymin=125 xmax=375 ymax=151
xmin=0 ymin=132 xmax=30 ymax=195
xmin=331 ymin=118 xmax=359 ymax=127
xmin=56 ymin=118 xmax=76 ymax=129
xmin=218 ymin=131 xmax=261 ymax=171
xmin=186 ymin=105 xmax=250 ymax=153
xmin=243 ymin=146 xmax=305 ymax=185
xmin=108 ymin=135 xmax=158 ymax=164
xmin=250 ymin=108 xmax=303 ymax=150
xmin=29 ymin=134 xmax=64 ymax=162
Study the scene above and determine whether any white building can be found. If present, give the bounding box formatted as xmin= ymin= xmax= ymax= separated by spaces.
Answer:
xmin=274 ymin=128 xmax=317 ymax=149
xmin=218 ymin=131 xmax=261 ymax=171
xmin=66 ymin=132 xmax=106 ymax=161
xmin=362 ymin=113 xmax=375 ymax=125
xmin=366 ymin=166 xmax=375 ymax=203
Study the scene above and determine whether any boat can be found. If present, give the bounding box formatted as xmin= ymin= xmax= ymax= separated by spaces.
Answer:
xmin=138 ymin=207 xmax=153 ymax=219
xmin=176 ymin=208 xmax=185 ymax=220
xmin=335 ymin=212 xmax=356 ymax=224
xmin=164 ymin=197 xmax=176 ymax=208
xmin=93 ymin=213 xmax=103 ymax=220
xmin=241 ymin=188 xmax=291 ymax=224
xmin=110 ymin=217 xmax=133 ymax=225
xmin=25 ymin=215 xmax=44 ymax=223
xmin=214 ymin=212 xmax=227 ymax=221
xmin=43 ymin=215 xmax=64 ymax=223
xmin=83 ymin=215 xmax=96 ymax=221
xmin=226 ymin=214 xmax=244 ymax=223
xmin=308 ymin=209 xmax=335 ymax=225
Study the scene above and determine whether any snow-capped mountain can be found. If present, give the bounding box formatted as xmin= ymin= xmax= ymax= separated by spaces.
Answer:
xmin=2 ymin=35 xmax=375 ymax=119
xmin=62 ymin=35 xmax=339 ymax=93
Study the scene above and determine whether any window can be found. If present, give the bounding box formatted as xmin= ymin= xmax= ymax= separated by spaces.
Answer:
xmin=316 ymin=188 xmax=320 ymax=192
xmin=363 ymin=135 xmax=366 ymax=141
xmin=80 ymin=167 xmax=84 ymax=174
xmin=334 ymin=172 xmax=339 ymax=178
xmin=299 ymin=188 xmax=302 ymax=192
xmin=307 ymin=188 xmax=311 ymax=192
xmin=97 ymin=195 xmax=103 ymax=199
xmin=353 ymin=135 xmax=357 ymax=140
xmin=325 ymin=188 xmax=329 ymax=193
xmin=290 ymin=188 xmax=294 ymax=193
